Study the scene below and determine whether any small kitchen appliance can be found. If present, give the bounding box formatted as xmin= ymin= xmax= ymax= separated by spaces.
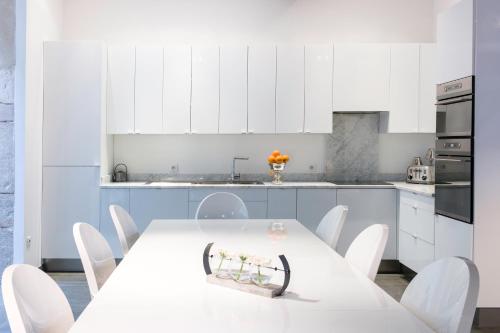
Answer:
xmin=112 ymin=163 xmax=128 ymax=182
xmin=406 ymin=153 xmax=435 ymax=185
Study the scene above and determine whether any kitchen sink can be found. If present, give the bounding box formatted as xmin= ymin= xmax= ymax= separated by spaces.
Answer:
xmin=190 ymin=180 xmax=264 ymax=185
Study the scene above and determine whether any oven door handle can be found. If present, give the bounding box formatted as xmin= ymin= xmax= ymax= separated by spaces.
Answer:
xmin=435 ymin=157 xmax=471 ymax=162
xmin=435 ymin=96 xmax=473 ymax=105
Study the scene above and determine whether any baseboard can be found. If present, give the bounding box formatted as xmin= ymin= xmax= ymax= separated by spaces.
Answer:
xmin=42 ymin=258 xmax=122 ymax=272
xmin=474 ymin=308 xmax=500 ymax=328
xmin=378 ymin=260 xmax=402 ymax=274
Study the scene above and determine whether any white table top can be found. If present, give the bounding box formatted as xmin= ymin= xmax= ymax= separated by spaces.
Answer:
xmin=71 ymin=219 xmax=433 ymax=333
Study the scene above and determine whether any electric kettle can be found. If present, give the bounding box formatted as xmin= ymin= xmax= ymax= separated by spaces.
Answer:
xmin=112 ymin=164 xmax=128 ymax=182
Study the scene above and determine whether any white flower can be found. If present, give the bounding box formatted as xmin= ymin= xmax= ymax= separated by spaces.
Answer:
xmin=249 ymin=256 xmax=272 ymax=267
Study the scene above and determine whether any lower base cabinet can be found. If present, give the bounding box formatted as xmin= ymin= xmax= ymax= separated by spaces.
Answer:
xmin=336 ymin=189 xmax=397 ymax=259
xmin=399 ymin=230 xmax=434 ymax=272
xmin=267 ymin=189 xmax=297 ymax=219
xmin=296 ymin=189 xmax=337 ymax=232
xmin=435 ymin=214 xmax=473 ymax=260
xmin=100 ymin=189 xmax=130 ymax=258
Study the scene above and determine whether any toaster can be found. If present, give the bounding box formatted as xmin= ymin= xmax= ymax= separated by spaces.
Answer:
xmin=407 ymin=165 xmax=434 ymax=184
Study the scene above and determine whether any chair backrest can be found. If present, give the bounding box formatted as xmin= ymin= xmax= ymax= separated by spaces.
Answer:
xmin=2 ymin=264 xmax=74 ymax=333
xmin=401 ymin=257 xmax=479 ymax=333
xmin=195 ymin=192 xmax=249 ymax=220
xmin=345 ymin=224 xmax=389 ymax=281
xmin=315 ymin=205 xmax=349 ymax=249
xmin=73 ymin=223 xmax=116 ymax=298
xmin=109 ymin=204 xmax=140 ymax=255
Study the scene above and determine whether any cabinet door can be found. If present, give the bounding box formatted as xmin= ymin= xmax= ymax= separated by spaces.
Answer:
xmin=276 ymin=45 xmax=305 ymax=133
xmin=297 ymin=189 xmax=337 ymax=233
xmin=336 ymin=189 xmax=397 ymax=259
xmin=135 ymin=46 xmax=163 ymax=134
xmin=43 ymin=41 xmax=104 ymax=166
xmin=188 ymin=201 xmax=267 ymax=219
xmin=42 ymin=167 xmax=100 ymax=259
xmin=100 ymin=189 xmax=130 ymax=258
xmin=130 ymin=189 xmax=189 ymax=231
xmin=191 ymin=46 xmax=219 ymax=134
xmin=163 ymin=46 xmax=191 ymax=134
xmin=333 ymin=44 xmax=390 ymax=112
xmin=305 ymin=45 xmax=333 ymax=133
xmin=220 ymin=46 xmax=248 ymax=134
xmin=436 ymin=0 xmax=474 ymax=83
xmin=248 ymin=46 xmax=276 ymax=134
xmin=388 ymin=44 xmax=419 ymax=133
xmin=418 ymin=43 xmax=437 ymax=133
xmin=399 ymin=230 xmax=434 ymax=273
xmin=435 ymin=215 xmax=473 ymax=260
xmin=107 ymin=45 xmax=135 ymax=134
xmin=267 ymin=189 xmax=297 ymax=219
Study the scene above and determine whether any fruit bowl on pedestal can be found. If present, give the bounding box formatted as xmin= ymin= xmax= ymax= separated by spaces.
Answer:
xmin=267 ymin=150 xmax=290 ymax=185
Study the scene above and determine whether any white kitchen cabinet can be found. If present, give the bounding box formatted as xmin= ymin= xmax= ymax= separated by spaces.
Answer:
xmin=100 ymin=189 xmax=130 ymax=258
xmin=398 ymin=190 xmax=435 ymax=272
xmin=276 ymin=45 xmax=305 ymax=133
xmin=107 ymin=45 xmax=135 ymax=134
xmin=267 ymin=189 xmax=297 ymax=219
xmin=304 ymin=45 xmax=333 ymax=133
xmin=297 ymin=189 xmax=337 ymax=233
xmin=191 ymin=46 xmax=220 ymax=134
xmin=436 ymin=0 xmax=474 ymax=84
xmin=247 ymin=46 xmax=276 ymax=134
xmin=42 ymin=167 xmax=100 ymax=259
xmin=388 ymin=44 xmax=420 ymax=133
xmin=333 ymin=44 xmax=391 ymax=112
xmin=219 ymin=46 xmax=248 ymax=134
xmin=435 ymin=214 xmax=473 ymax=260
xmin=418 ymin=43 xmax=437 ymax=133
xmin=130 ymin=189 xmax=189 ymax=231
xmin=134 ymin=46 xmax=164 ymax=134
xmin=43 ymin=41 xmax=104 ymax=166
xmin=399 ymin=230 xmax=435 ymax=273
xmin=163 ymin=46 xmax=192 ymax=134
xmin=336 ymin=189 xmax=397 ymax=259
xmin=188 ymin=188 xmax=268 ymax=219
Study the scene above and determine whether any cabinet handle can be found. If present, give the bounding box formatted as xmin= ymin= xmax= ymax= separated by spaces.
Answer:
xmin=191 ymin=130 xmax=197 ymax=134
xmin=297 ymin=129 xmax=303 ymax=133
xmin=412 ymin=233 xmax=418 ymax=239
xmin=248 ymin=129 xmax=254 ymax=134
xmin=241 ymin=129 xmax=247 ymax=134
xmin=305 ymin=129 xmax=311 ymax=134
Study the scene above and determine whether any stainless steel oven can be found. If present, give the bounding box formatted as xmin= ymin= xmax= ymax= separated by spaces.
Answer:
xmin=435 ymin=76 xmax=474 ymax=224
xmin=436 ymin=76 xmax=474 ymax=137
xmin=435 ymin=138 xmax=472 ymax=223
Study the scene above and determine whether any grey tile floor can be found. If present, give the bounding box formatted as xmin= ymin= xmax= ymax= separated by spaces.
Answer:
xmin=0 ymin=273 xmax=499 ymax=332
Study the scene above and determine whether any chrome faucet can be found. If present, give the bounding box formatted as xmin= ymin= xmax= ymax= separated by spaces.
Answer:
xmin=231 ymin=156 xmax=249 ymax=181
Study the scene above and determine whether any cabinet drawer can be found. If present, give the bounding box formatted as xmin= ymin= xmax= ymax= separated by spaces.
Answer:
xmin=399 ymin=202 xmax=435 ymax=244
xmin=399 ymin=230 xmax=434 ymax=273
xmin=189 ymin=189 xmax=267 ymax=202
xmin=399 ymin=190 xmax=434 ymax=212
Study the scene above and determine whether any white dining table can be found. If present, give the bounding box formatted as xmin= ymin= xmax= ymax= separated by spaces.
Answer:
xmin=70 ymin=219 xmax=433 ymax=333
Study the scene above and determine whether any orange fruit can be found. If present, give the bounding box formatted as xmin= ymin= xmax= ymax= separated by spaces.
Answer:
xmin=271 ymin=150 xmax=281 ymax=157
xmin=275 ymin=156 xmax=284 ymax=164
xmin=267 ymin=155 xmax=276 ymax=164
xmin=282 ymin=155 xmax=290 ymax=163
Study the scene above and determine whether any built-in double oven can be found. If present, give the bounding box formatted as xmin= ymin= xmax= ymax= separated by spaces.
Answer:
xmin=435 ymin=76 xmax=474 ymax=224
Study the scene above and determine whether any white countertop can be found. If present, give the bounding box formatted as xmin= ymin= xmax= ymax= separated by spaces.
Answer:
xmin=70 ymin=219 xmax=433 ymax=333
xmin=100 ymin=180 xmax=434 ymax=196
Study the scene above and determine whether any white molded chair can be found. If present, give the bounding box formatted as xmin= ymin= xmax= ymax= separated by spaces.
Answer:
xmin=345 ymin=224 xmax=389 ymax=281
xmin=2 ymin=264 xmax=74 ymax=333
xmin=195 ymin=192 xmax=249 ymax=220
xmin=401 ymin=257 xmax=479 ymax=333
xmin=109 ymin=204 xmax=139 ymax=255
xmin=73 ymin=223 xmax=116 ymax=298
xmin=315 ymin=205 xmax=348 ymax=250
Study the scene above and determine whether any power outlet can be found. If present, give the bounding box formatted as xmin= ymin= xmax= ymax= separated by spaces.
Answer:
xmin=170 ymin=164 xmax=179 ymax=175
xmin=26 ymin=236 xmax=31 ymax=249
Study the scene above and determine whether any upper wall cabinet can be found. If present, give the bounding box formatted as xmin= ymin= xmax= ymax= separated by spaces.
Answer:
xmin=44 ymin=41 xmax=104 ymax=166
xmin=107 ymin=45 xmax=135 ymax=134
xmin=388 ymin=44 xmax=420 ymax=133
xmin=163 ymin=46 xmax=191 ymax=134
xmin=248 ymin=45 xmax=276 ymax=134
xmin=191 ymin=46 xmax=220 ymax=134
xmin=305 ymin=45 xmax=333 ymax=133
xmin=419 ymin=44 xmax=437 ymax=133
xmin=276 ymin=45 xmax=305 ymax=133
xmin=134 ymin=46 xmax=164 ymax=134
xmin=333 ymin=44 xmax=391 ymax=112
xmin=436 ymin=0 xmax=474 ymax=84
xmin=219 ymin=46 xmax=248 ymax=134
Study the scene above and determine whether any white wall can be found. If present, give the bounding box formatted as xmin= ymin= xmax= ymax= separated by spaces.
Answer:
xmin=15 ymin=0 xmax=63 ymax=266
xmin=61 ymin=0 xmax=435 ymax=43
